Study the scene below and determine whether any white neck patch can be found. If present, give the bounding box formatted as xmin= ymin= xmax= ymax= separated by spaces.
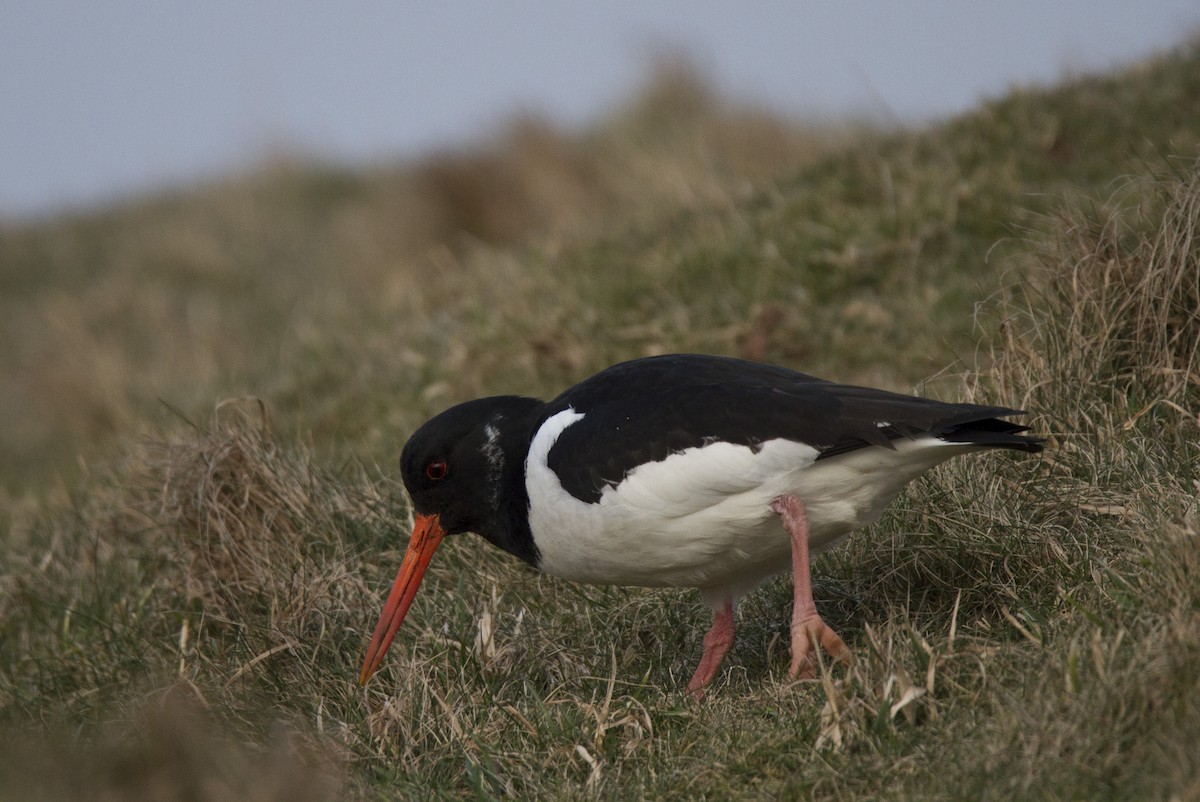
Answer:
xmin=483 ymin=418 xmax=505 ymax=506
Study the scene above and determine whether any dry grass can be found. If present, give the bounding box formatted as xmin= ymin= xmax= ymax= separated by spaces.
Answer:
xmin=960 ymin=162 xmax=1200 ymax=798
xmin=0 ymin=60 xmax=845 ymax=490
xmin=811 ymin=159 xmax=1200 ymax=799
xmin=2 ymin=42 xmax=1200 ymax=801
xmin=994 ymin=163 xmax=1200 ymax=438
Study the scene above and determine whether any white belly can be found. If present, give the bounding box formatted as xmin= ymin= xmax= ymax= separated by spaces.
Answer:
xmin=525 ymin=409 xmax=976 ymax=601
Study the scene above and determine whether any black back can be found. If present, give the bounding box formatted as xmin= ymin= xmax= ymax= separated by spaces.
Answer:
xmin=544 ymin=354 xmax=1041 ymax=503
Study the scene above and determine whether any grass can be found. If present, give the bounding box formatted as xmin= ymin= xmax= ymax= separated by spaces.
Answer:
xmin=2 ymin=43 xmax=1200 ymax=799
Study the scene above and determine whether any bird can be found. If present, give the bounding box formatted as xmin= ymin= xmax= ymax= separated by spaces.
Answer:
xmin=358 ymin=354 xmax=1042 ymax=696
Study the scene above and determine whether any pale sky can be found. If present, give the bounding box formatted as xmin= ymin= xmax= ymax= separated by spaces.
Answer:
xmin=3 ymin=1 xmax=1198 ymax=219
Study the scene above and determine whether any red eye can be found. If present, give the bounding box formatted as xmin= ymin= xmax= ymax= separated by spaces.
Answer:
xmin=426 ymin=460 xmax=448 ymax=481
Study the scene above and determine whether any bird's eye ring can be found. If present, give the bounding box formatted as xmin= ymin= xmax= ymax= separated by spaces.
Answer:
xmin=426 ymin=460 xmax=448 ymax=481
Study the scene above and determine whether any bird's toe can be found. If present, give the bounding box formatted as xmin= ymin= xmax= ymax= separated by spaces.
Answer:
xmin=788 ymin=616 xmax=850 ymax=679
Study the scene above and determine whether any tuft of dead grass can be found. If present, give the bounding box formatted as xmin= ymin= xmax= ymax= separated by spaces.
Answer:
xmin=0 ymin=403 xmax=401 ymax=782
xmin=139 ymin=401 xmax=376 ymax=627
xmin=991 ymin=159 xmax=1200 ymax=441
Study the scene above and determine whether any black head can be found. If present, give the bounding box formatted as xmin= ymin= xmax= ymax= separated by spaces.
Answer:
xmin=399 ymin=395 xmax=544 ymax=536
xmin=360 ymin=394 xmax=546 ymax=686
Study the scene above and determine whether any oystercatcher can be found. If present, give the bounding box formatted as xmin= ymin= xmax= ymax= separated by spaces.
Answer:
xmin=359 ymin=354 xmax=1042 ymax=695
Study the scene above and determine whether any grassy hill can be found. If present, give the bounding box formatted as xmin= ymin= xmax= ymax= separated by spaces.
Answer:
xmin=1 ymin=44 xmax=1199 ymax=799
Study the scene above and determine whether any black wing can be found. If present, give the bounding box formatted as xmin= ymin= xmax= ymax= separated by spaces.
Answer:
xmin=544 ymin=354 xmax=1041 ymax=503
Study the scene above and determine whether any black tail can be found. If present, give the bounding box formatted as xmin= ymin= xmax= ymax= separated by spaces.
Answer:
xmin=937 ymin=412 xmax=1045 ymax=453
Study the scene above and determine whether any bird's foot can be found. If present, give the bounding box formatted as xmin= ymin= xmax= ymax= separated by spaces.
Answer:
xmin=788 ymin=613 xmax=849 ymax=680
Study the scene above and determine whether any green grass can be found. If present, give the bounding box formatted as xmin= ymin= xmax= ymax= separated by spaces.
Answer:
xmin=2 ymin=44 xmax=1200 ymax=800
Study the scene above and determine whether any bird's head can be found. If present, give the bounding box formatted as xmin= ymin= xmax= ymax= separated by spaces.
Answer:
xmin=358 ymin=395 xmax=542 ymax=685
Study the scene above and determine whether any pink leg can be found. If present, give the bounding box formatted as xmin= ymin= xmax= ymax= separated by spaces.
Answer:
xmin=771 ymin=494 xmax=850 ymax=679
xmin=686 ymin=600 xmax=735 ymax=698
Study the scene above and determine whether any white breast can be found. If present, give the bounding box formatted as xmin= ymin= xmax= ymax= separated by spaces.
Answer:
xmin=525 ymin=408 xmax=977 ymax=601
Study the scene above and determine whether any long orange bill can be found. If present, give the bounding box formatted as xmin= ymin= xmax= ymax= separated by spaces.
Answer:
xmin=358 ymin=513 xmax=447 ymax=685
